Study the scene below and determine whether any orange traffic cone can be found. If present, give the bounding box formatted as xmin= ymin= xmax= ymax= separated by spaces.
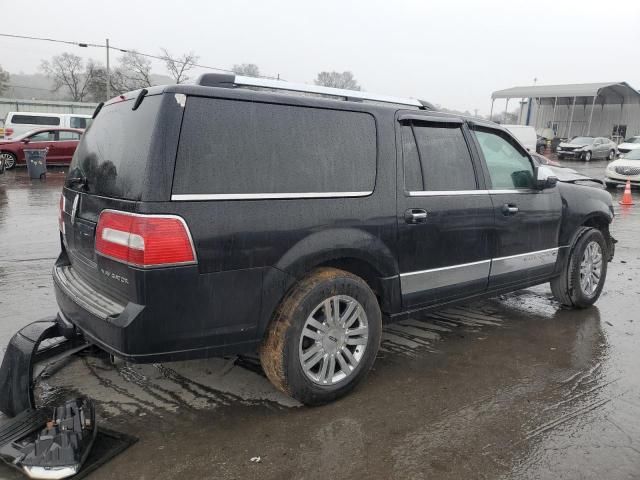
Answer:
xmin=619 ymin=180 xmax=634 ymax=206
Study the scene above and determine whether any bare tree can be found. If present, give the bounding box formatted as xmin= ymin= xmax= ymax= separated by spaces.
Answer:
xmin=314 ymin=71 xmax=361 ymax=91
xmin=0 ymin=65 xmax=9 ymax=96
xmin=232 ymin=63 xmax=260 ymax=77
xmin=161 ymin=48 xmax=199 ymax=84
xmin=118 ymin=51 xmax=153 ymax=90
xmin=40 ymin=53 xmax=97 ymax=101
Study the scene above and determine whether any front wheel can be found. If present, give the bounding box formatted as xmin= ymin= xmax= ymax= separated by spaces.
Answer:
xmin=583 ymin=151 xmax=592 ymax=161
xmin=551 ymin=228 xmax=608 ymax=308
xmin=0 ymin=152 xmax=16 ymax=170
xmin=260 ymin=267 xmax=382 ymax=405
xmin=608 ymin=150 xmax=616 ymax=161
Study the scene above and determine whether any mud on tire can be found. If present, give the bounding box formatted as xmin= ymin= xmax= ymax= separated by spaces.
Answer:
xmin=551 ymin=228 xmax=608 ymax=309
xmin=260 ymin=267 xmax=382 ymax=405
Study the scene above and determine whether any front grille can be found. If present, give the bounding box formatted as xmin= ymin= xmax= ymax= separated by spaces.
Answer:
xmin=614 ymin=166 xmax=640 ymax=176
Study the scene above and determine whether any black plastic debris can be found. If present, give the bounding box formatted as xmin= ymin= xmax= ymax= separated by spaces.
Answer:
xmin=0 ymin=399 xmax=96 ymax=479
xmin=0 ymin=317 xmax=89 ymax=417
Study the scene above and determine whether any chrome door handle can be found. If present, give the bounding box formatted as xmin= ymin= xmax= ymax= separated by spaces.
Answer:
xmin=502 ymin=204 xmax=519 ymax=215
xmin=405 ymin=208 xmax=428 ymax=224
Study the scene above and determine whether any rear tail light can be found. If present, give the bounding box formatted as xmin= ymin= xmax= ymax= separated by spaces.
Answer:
xmin=5 ymin=127 xmax=13 ymax=138
xmin=58 ymin=194 xmax=65 ymax=234
xmin=95 ymin=210 xmax=197 ymax=268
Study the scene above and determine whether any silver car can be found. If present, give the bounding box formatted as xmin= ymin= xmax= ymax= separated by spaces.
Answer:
xmin=556 ymin=136 xmax=617 ymax=161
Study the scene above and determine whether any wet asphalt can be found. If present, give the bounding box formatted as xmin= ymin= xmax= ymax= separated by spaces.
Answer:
xmin=0 ymin=160 xmax=639 ymax=479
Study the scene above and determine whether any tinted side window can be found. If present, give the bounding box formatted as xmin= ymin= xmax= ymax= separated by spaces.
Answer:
xmin=402 ymin=122 xmax=477 ymax=191
xmin=59 ymin=131 xmax=81 ymax=141
xmin=173 ymin=98 xmax=377 ymax=196
xmin=474 ymin=129 xmax=534 ymax=189
xmin=70 ymin=117 xmax=87 ymax=129
xmin=11 ymin=115 xmax=61 ymax=126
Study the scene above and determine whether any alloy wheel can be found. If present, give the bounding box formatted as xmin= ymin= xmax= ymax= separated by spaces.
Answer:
xmin=579 ymin=241 xmax=602 ymax=296
xmin=298 ymin=295 xmax=369 ymax=386
xmin=0 ymin=153 xmax=15 ymax=169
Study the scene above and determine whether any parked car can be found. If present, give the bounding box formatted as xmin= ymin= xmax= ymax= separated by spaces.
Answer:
xmin=2 ymin=112 xmax=91 ymax=139
xmin=556 ymin=136 xmax=617 ymax=161
xmin=55 ymin=75 xmax=615 ymax=406
xmin=616 ymin=136 xmax=640 ymax=155
xmin=605 ymin=148 xmax=640 ymax=188
xmin=0 ymin=128 xmax=84 ymax=169
xmin=503 ymin=124 xmax=537 ymax=152
xmin=536 ymin=135 xmax=547 ymax=154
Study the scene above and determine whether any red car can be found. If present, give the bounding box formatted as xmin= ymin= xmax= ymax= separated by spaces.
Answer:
xmin=0 ymin=128 xmax=83 ymax=169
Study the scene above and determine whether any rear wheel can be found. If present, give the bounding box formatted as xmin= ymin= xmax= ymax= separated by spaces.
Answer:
xmin=551 ymin=228 xmax=608 ymax=308
xmin=260 ymin=267 xmax=382 ymax=405
xmin=0 ymin=152 xmax=16 ymax=170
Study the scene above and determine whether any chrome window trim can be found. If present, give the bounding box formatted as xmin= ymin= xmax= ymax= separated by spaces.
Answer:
xmin=407 ymin=189 xmax=536 ymax=196
xmin=171 ymin=191 xmax=373 ymax=201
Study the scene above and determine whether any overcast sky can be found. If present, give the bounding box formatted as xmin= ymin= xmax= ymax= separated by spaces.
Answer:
xmin=2 ymin=0 xmax=639 ymax=114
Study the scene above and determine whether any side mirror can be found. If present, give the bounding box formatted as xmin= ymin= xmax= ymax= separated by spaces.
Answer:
xmin=21 ymin=138 xmax=30 ymax=144
xmin=535 ymin=165 xmax=558 ymax=190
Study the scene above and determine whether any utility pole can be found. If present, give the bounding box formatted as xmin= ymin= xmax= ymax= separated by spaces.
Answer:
xmin=106 ymin=38 xmax=111 ymax=101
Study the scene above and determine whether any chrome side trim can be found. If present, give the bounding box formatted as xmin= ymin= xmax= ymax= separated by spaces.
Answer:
xmin=399 ymin=247 xmax=565 ymax=295
xmin=400 ymin=259 xmax=491 ymax=294
xmin=490 ymin=247 xmax=560 ymax=276
xmin=171 ymin=191 xmax=373 ymax=201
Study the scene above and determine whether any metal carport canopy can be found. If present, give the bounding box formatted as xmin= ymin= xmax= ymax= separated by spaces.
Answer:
xmin=491 ymin=82 xmax=640 ymax=104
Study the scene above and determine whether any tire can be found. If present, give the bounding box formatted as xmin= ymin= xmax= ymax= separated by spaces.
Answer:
xmin=0 ymin=152 xmax=16 ymax=170
xmin=260 ymin=267 xmax=382 ymax=405
xmin=550 ymin=228 xmax=608 ymax=309
xmin=608 ymin=150 xmax=615 ymax=161
xmin=605 ymin=181 xmax=618 ymax=189
xmin=558 ymin=154 xmax=565 ymax=160
xmin=583 ymin=151 xmax=592 ymax=161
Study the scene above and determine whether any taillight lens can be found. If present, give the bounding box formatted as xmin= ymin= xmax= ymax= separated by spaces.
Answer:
xmin=58 ymin=194 xmax=65 ymax=234
xmin=5 ymin=127 xmax=13 ymax=138
xmin=95 ymin=210 xmax=196 ymax=268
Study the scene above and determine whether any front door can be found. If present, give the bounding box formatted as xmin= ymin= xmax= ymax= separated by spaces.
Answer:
xmin=396 ymin=115 xmax=494 ymax=308
xmin=470 ymin=126 xmax=563 ymax=288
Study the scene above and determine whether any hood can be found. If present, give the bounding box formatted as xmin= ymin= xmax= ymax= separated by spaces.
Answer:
xmin=551 ymin=166 xmax=605 ymax=188
xmin=559 ymin=142 xmax=588 ymax=149
xmin=617 ymin=142 xmax=640 ymax=150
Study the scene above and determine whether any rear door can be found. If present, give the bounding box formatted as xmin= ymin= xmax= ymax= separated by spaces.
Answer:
xmin=57 ymin=130 xmax=82 ymax=164
xmin=470 ymin=125 xmax=562 ymax=288
xmin=396 ymin=114 xmax=493 ymax=308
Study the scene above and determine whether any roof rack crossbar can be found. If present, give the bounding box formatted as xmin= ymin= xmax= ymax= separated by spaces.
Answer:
xmin=196 ymin=73 xmax=426 ymax=108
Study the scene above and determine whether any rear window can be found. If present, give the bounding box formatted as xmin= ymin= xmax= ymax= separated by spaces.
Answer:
xmin=66 ymin=95 xmax=162 ymax=200
xmin=70 ymin=116 xmax=89 ymax=129
xmin=10 ymin=115 xmax=60 ymax=126
xmin=172 ymin=97 xmax=377 ymax=197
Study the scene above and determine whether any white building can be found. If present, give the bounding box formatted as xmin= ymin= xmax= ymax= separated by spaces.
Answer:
xmin=490 ymin=82 xmax=640 ymax=141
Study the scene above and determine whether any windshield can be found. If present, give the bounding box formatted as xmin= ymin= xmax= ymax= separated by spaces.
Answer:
xmin=622 ymin=149 xmax=640 ymax=160
xmin=623 ymin=137 xmax=640 ymax=144
xmin=66 ymin=95 xmax=162 ymax=200
xmin=570 ymin=137 xmax=593 ymax=145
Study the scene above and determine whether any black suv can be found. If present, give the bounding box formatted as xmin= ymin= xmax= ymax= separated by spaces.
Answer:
xmin=55 ymin=74 xmax=615 ymax=405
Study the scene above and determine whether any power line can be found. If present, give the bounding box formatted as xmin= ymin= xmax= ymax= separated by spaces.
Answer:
xmin=0 ymin=32 xmax=275 ymax=78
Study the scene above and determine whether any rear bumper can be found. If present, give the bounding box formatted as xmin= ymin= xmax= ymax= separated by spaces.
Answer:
xmin=53 ymin=260 xmax=261 ymax=362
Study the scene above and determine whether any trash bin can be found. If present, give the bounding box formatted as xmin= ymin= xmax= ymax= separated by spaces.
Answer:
xmin=24 ymin=148 xmax=48 ymax=180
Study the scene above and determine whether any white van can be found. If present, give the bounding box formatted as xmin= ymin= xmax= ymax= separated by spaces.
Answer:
xmin=503 ymin=124 xmax=537 ymax=153
xmin=3 ymin=112 xmax=92 ymax=139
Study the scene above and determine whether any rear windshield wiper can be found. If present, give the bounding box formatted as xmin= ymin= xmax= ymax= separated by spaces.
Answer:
xmin=67 ymin=174 xmax=89 ymax=190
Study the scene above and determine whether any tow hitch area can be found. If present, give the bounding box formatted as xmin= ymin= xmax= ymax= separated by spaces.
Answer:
xmin=0 ymin=399 xmax=97 ymax=480
xmin=0 ymin=316 xmax=89 ymax=417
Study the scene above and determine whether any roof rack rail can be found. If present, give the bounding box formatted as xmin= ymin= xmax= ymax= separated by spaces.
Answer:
xmin=195 ymin=73 xmax=433 ymax=109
